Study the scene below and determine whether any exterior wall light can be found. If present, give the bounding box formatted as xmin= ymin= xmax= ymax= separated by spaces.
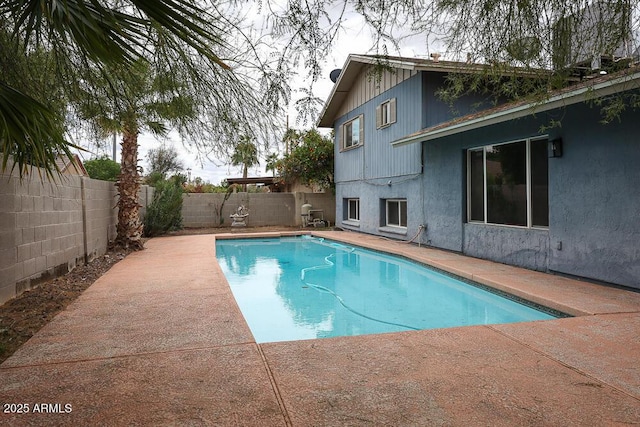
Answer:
xmin=548 ymin=138 xmax=563 ymax=158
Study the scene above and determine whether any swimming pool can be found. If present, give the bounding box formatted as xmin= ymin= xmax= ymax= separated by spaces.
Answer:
xmin=216 ymin=236 xmax=560 ymax=343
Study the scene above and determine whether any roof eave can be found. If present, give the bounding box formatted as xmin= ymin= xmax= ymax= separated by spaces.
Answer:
xmin=392 ymin=71 xmax=640 ymax=147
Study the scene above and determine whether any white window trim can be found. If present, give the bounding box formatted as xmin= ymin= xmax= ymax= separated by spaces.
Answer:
xmin=347 ymin=198 xmax=360 ymax=222
xmin=340 ymin=114 xmax=364 ymax=151
xmin=376 ymin=98 xmax=397 ymax=129
xmin=385 ymin=198 xmax=407 ymax=228
xmin=467 ymin=136 xmax=549 ymax=229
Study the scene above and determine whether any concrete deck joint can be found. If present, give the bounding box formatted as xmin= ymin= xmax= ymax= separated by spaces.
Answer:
xmin=257 ymin=344 xmax=293 ymax=427
xmin=486 ymin=323 xmax=640 ymax=401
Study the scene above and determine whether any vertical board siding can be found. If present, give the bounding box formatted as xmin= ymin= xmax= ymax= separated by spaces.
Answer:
xmin=337 ymin=66 xmax=418 ymax=118
xmin=334 ymin=73 xmax=423 ymax=183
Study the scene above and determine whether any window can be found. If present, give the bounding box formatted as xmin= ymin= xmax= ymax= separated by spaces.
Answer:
xmin=468 ymin=138 xmax=549 ymax=227
xmin=342 ymin=115 xmax=364 ymax=150
xmin=376 ymin=98 xmax=397 ymax=129
xmin=386 ymin=199 xmax=407 ymax=228
xmin=347 ymin=198 xmax=360 ymax=221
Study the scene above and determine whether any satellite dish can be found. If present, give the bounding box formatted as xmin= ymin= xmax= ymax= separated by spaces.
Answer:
xmin=329 ymin=69 xmax=342 ymax=83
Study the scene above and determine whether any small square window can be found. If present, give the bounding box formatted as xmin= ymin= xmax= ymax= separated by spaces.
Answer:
xmin=386 ymin=199 xmax=407 ymax=228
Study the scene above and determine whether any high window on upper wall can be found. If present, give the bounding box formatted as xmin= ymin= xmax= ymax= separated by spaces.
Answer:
xmin=341 ymin=114 xmax=364 ymax=150
xmin=376 ymin=98 xmax=397 ymax=129
xmin=468 ymin=138 xmax=549 ymax=228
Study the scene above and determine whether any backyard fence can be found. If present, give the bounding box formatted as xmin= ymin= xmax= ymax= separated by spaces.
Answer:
xmin=182 ymin=191 xmax=335 ymax=228
xmin=0 ymin=169 xmax=335 ymax=305
xmin=0 ymin=170 xmax=153 ymax=305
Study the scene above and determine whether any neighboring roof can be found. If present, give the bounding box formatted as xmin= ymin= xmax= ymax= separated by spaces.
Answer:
xmin=391 ymin=67 xmax=640 ymax=147
xmin=316 ymin=54 xmax=540 ymax=128
xmin=226 ymin=177 xmax=278 ymax=185
xmin=55 ymin=154 xmax=89 ymax=176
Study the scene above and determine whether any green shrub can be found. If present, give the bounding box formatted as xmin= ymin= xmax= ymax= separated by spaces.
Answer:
xmin=84 ymin=156 xmax=120 ymax=181
xmin=143 ymin=177 xmax=183 ymax=237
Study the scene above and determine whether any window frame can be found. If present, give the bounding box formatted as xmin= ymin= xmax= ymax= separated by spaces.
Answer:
xmin=341 ymin=114 xmax=364 ymax=151
xmin=467 ymin=137 xmax=549 ymax=229
xmin=376 ymin=98 xmax=397 ymax=129
xmin=347 ymin=198 xmax=360 ymax=221
xmin=385 ymin=199 xmax=407 ymax=228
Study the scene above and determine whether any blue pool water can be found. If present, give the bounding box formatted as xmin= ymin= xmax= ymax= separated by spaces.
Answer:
xmin=216 ymin=236 xmax=558 ymax=343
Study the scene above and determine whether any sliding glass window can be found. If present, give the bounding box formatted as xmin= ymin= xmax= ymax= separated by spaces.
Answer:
xmin=468 ymin=138 xmax=548 ymax=228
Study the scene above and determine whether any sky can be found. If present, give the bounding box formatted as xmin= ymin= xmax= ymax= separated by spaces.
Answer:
xmin=84 ymin=7 xmax=431 ymax=186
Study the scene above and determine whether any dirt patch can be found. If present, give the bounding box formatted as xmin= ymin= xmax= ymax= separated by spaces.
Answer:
xmin=0 ymin=226 xmax=308 ymax=364
xmin=0 ymin=247 xmax=133 ymax=364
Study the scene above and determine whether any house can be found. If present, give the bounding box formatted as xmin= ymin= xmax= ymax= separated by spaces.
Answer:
xmin=55 ymin=154 xmax=89 ymax=176
xmin=317 ymin=54 xmax=640 ymax=290
xmin=226 ymin=176 xmax=284 ymax=192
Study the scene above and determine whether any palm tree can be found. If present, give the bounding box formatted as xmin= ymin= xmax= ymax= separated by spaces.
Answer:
xmin=231 ymin=137 xmax=259 ymax=191
xmin=265 ymin=153 xmax=280 ymax=177
xmin=76 ymin=58 xmax=197 ymax=249
xmin=1 ymin=0 xmax=229 ymax=178
xmin=2 ymin=1 xmax=285 ymax=250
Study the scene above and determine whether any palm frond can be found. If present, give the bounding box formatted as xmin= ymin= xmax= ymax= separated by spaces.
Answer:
xmin=4 ymin=0 xmax=229 ymax=68
xmin=0 ymin=82 xmax=79 ymax=179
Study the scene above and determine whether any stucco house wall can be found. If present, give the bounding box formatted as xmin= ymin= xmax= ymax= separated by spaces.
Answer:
xmin=420 ymin=96 xmax=640 ymax=288
xmin=321 ymin=54 xmax=640 ymax=290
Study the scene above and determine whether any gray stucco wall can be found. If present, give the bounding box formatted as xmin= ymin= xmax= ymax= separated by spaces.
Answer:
xmin=422 ymin=99 xmax=640 ymax=289
xmin=421 ymin=142 xmax=465 ymax=252
xmin=336 ymin=176 xmax=424 ymax=241
xmin=463 ymin=224 xmax=550 ymax=271
xmin=546 ymin=103 xmax=640 ymax=288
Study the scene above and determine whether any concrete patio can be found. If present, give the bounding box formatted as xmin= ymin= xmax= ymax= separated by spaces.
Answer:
xmin=1 ymin=232 xmax=639 ymax=426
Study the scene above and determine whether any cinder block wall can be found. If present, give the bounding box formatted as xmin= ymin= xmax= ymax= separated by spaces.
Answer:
xmin=0 ymin=177 xmax=17 ymax=304
xmin=182 ymin=192 xmax=335 ymax=228
xmin=83 ymin=178 xmax=118 ymax=261
xmin=0 ymin=174 xmax=86 ymax=304
xmin=1 ymin=179 xmax=333 ymax=305
xmin=0 ymin=166 xmax=153 ymax=305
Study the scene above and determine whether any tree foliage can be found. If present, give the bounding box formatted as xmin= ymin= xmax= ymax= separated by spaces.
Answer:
xmin=143 ymin=176 xmax=183 ymax=237
xmin=1 ymin=0 xmax=287 ymax=179
xmin=1 ymin=1 xmax=289 ymax=248
xmin=146 ymin=143 xmax=184 ymax=180
xmin=0 ymin=23 xmax=76 ymax=178
xmin=84 ymin=156 xmax=120 ymax=181
xmin=276 ymin=129 xmax=334 ymax=190
xmin=0 ymin=0 xmax=235 ymax=177
xmin=231 ymin=137 xmax=259 ymax=190
xmin=267 ymin=0 xmax=639 ymax=120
